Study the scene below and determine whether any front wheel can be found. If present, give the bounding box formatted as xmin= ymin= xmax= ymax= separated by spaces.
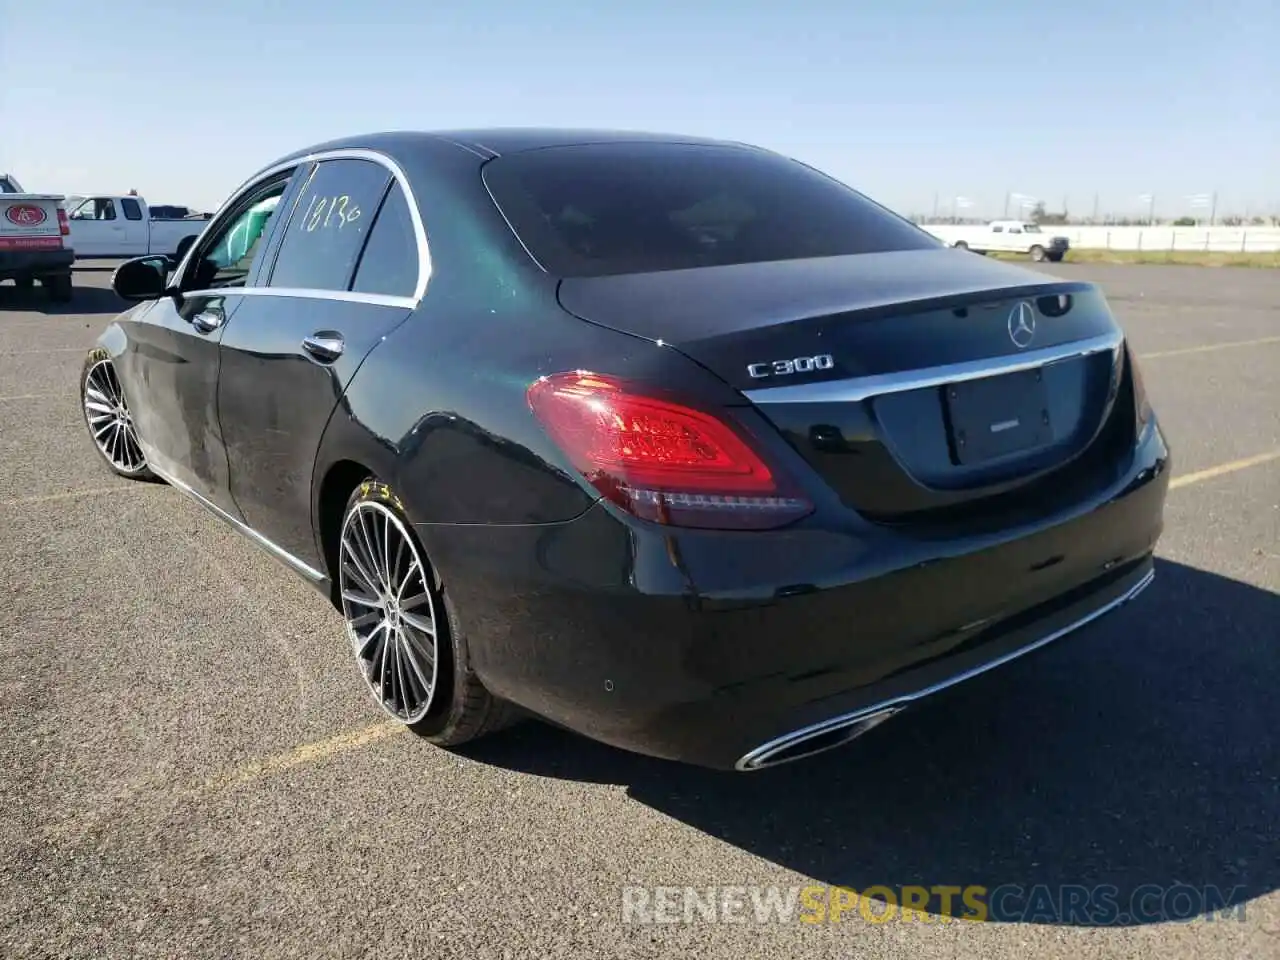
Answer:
xmin=1046 ymin=251 xmax=1064 ymax=263
xmin=12 ymin=276 xmax=34 ymax=291
xmin=80 ymin=349 xmax=155 ymax=480
xmin=337 ymin=479 xmax=520 ymax=744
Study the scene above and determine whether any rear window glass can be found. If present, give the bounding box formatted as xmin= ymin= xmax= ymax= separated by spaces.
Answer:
xmin=482 ymin=143 xmax=939 ymax=277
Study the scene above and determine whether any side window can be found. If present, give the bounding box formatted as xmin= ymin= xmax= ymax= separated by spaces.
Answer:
xmin=0 ymin=178 xmax=15 ymax=194
xmin=71 ymin=198 xmax=116 ymax=221
xmin=185 ymin=177 xmax=291 ymax=290
xmin=1009 ymin=226 xmax=1022 ymax=234
xmin=267 ymin=159 xmax=391 ymax=291
xmin=991 ymin=225 xmax=1004 ymax=233
xmin=350 ymin=182 xmax=419 ymax=297
xmin=121 ymin=198 xmax=143 ymax=221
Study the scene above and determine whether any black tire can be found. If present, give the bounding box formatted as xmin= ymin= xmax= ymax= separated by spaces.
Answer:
xmin=953 ymin=240 xmax=969 ymax=250
xmin=1029 ymin=244 xmax=1047 ymax=262
xmin=1046 ymin=252 xmax=1064 ymax=263
xmin=44 ymin=274 xmax=73 ymax=302
xmin=12 ymin=276 xmax=34 ymax=291
xmin=80 ymin=348 xmax=157 ymax=481
xmin=338 ymin=478 xmax=522 ymax=746
xmin=174 ymin=235 xmax=196 ymax=261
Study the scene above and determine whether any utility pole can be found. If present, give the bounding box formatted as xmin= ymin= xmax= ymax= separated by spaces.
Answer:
xmin=1003 ymin=192 xmax=1010 ymax=218
xmin=1209 ymin=191 xmax=1217 ymax=226
xmin=1092 ymin=193 xmax=1099 ymax=223
xmin=932 ymin=192 xmax=939 ymax=221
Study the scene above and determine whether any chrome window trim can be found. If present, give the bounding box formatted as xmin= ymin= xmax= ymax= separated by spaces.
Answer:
xmin=181 ymin=286 xmax=414 ymax=309
xmin=171 ymin=147 xmax=432 ymax=304
xmin=735 ymin=563 xmax=1155 ymax=771
xmin=742 ymin=329 xmax=1124 ymax=405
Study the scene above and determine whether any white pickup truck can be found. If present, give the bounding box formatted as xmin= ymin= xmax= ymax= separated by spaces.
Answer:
xmin=63 ymin=193 xmax=211 ymax=260
xmin=0 ymin=173 xmax=75 ymax=301
xmin=951 ymin=220 xmax=1070 ymax=262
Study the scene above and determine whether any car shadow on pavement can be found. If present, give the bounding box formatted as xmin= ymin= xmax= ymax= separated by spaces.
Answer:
xmin=459 ymin=558 xmax=1279 ymax=927
xmin=0 ymin=282 xmax=127 ymax=316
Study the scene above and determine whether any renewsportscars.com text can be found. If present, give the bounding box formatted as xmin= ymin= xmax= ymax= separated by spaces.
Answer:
xmin=621 ymin=884 xmax=1248 ymax=926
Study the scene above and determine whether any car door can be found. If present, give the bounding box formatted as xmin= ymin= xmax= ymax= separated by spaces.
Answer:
xmin=215 ymin=156 xmax=421 ymax=571
xmin=67 ymin=197 xmax=126 ymax=256
xmin=118 ymin=196 xmax=148 ymax=256
xmin=115 ymin=168 xmax=303 ymax=515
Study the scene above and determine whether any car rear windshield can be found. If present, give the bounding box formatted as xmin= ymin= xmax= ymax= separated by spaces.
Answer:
xmin=482 ymin=142 xmax=939 ymax=277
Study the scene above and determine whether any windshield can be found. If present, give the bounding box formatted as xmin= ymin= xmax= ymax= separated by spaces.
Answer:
xmin=483 ymin=142 xmax=940 ymax=277
xmin=1023 ymin=224 xmax=1042 ymax=233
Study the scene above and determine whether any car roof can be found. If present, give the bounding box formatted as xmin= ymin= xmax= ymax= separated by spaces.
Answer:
xmin=266 ymin=128 xmax=754 ymax=168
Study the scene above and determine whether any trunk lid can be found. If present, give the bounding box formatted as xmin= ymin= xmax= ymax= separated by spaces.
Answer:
xmin=557 ymin=248 xmax=1131 ymax=525
xmin=0 ymin=195 xmax=67 ymax=252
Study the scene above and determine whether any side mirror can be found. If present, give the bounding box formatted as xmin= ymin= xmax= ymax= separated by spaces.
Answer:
xmin=112 ymin=255 xmax=172 ymax=301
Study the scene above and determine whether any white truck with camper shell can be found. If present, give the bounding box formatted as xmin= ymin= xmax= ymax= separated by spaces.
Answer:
xmin=63 ymin=194 xmax=211 ymax=260
xmin=951 ymin=219 xmax=1070 ymax=262
xmin=0 ymin=173 xmax=75 ymax=301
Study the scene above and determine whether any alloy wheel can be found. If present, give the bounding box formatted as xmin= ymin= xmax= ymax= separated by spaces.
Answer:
xmin=338 ymin=500 xmax=440 ymax=724
xmin=83 ymin=359 xmax=147 ymax=474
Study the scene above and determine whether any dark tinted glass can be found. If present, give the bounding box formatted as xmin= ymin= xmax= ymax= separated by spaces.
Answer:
xmin=351 ymin=182 xmax=418 ymax=297
xmin=121 ymin=198 xmax=142 ymax=221
xmin=268 ymin=159 xmax=391 ymax=290
xmin=483 ymin=143 xmax=939 ymax=277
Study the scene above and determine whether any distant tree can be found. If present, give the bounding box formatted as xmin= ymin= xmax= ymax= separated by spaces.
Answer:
xmin=1221 ymin=215 xmax=1244 ymax=226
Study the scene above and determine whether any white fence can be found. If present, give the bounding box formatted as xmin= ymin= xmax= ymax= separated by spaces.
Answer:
xmin=920 ymin=224 xmax=1280 ymax=254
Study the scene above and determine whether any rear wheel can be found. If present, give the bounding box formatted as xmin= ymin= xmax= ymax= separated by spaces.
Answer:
xmin=337 ymin=479 xmax=520 ymax=744
xmin=953 ymin=240 xmax=969 ymax=250
xmin=12 ymin=276 xmax=34 ymax=291
xmin=80 ymin=349 xmax=155 ymax=480
xmin=44 ymin=274 xmax=73 ymax=302
xmin=1029 ymin=244 xmax=1047 ymax=262
xmin=174 ymin=235 xmax=196 ymax=262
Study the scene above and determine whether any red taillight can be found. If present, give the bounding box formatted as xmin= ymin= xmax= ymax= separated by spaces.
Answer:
xmin=526 ymin=371 xmax=812 ymax=530
xmin=57 ymin=207 xmax=70 ymax=236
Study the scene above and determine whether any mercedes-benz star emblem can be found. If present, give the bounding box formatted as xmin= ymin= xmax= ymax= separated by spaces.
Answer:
xmin=1008 ymin=301 xmax=1036 ymax=348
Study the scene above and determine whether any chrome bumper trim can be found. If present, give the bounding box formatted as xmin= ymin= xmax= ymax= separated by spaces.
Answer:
xmin=735 ymin=564 xmax=1155 ymax=771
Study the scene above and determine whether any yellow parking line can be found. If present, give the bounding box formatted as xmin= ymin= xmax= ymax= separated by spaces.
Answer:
xmin=1169 ymin=450 xmax=1280 ymax=490
xmin=188 ymin=722 xmax=408 ymax=798
xmin=1141 ymin=335 xmax=1280 ymax=360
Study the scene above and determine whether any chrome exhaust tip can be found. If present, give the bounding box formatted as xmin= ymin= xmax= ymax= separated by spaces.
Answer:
xmin=735 ymin=705 xmax=903 ymax=772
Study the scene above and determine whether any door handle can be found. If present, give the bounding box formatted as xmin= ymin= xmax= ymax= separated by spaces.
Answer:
xmin=301 ymin=332 xmax=345 ymax=363
xmin=191 ymin=309 xmax=223 ymax=334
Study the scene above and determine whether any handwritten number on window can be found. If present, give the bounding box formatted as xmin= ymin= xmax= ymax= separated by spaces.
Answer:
xmin=299 ymin=194 xmax=362 ymax=232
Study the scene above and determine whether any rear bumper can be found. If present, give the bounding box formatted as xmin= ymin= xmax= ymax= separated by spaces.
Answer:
xmin=418 ymin=419 xmax=1170 ymax=771
xmin=0 ymin=248 xmax=74 ymax=280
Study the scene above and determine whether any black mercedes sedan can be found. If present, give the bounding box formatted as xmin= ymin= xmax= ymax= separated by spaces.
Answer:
xmin=83 ymin=129 xmax=1170 ymax=771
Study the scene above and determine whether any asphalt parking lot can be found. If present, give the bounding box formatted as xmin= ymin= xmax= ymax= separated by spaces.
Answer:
xmin=2 ymin=262 xmax=1277 ymax=959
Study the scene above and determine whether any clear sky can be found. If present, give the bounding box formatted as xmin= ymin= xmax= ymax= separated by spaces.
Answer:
xmin=2 ymin=0 xmax=1275 ymax=220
